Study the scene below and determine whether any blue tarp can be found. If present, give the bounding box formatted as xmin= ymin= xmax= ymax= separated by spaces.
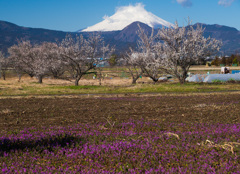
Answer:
xmin=232 ymin=70 xmax=240 ymax=74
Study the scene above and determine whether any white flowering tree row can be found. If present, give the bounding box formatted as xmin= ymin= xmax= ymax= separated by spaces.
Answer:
xmin=0 ymin=51 xmax=9 ymax=80
xmin=6 ymin=34 xmax=114 ymax=85
xmin=124 ymin=19 xmax=222 ymax=84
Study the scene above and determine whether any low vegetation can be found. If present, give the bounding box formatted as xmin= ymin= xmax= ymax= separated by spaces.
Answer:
xmin=0 ymin=94 xmax=239 ymax=173
xmin=1 ymin=76 xmax=240 ymax=96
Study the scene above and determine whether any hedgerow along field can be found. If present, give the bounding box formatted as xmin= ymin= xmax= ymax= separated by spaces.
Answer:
xmin=0 ymin=92 xmax=239 ymax=173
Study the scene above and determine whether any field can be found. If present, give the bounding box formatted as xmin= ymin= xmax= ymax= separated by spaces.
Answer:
xmin=1 ymin=76 xmax=240 ymax=96
xmin=0 ymin=65 xmax=240 ymax=173
xmin=1 ymin=65 xmax=240 ymax=96
xmin=0 ymin=92 xmax=240 ymax=173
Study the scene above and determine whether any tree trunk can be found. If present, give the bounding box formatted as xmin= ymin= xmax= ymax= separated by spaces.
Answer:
xmin=53 ymin=73 xmax=58 ymax=79
xmin=29 ymin=74 xmax=34 ymax=78
xmin=75 ymin=74 xmax=82 ymax=86
xmin=98 ymin=70 xmax=102 ymax=86
xmin=18 ymin=73 xmax=22 ymax=82
xmin=2 ymin=71 xmax=6 ymax=80
xmin=179 ymin=78 xmax=185 ymax=84
xmin=150 ymin=77 xmax=158 ymax=84
xmin=38 ymin=76 xmax=43 ymax=84
xmin=132 ymin=78 xmax=137 ymax=84
xmin=75 ymin=77 xmax=80 ymax=86
xmin=181 ymin=71 xmax=187 ymax=84
xmin=179 ymin=75 xmax=186 ymax=84
xmin=132 ymin=76 xmax=140 ymax=84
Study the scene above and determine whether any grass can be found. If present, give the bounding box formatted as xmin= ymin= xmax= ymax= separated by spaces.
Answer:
xmin=58 ymin=85 xmax=102 ymax=90
xmin=1 ymin=64 xmax=240 ymax=96
xmin=1 ymin=77 xmax=240 ymax=96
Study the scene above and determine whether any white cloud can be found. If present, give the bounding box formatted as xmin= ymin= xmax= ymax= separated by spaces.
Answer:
xmin=218 ymin=0 xmax=235 ymax=7
xmin=176 ymin=0 xmax=192 ymax=7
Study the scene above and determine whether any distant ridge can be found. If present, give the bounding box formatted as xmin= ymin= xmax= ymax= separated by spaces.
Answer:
xmin=0 ymin=20 xmax=73 ymax=53
xmin=194 ymin=23 xmax=240 ymax=54
xmin=0 ymin=20 xmax=240 ymax=55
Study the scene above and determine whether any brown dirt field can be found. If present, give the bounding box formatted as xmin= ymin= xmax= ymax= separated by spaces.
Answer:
xmin=0 ymin=93 xmax=239 ymax=134
xmin=0 ymin=76 xmax=153 ymax=87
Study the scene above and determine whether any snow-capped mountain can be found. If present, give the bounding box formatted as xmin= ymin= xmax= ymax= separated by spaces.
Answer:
xmin=1 ymin=20 xmax=239 ymax=55
xmin=81 ymin=3 xmax=173 ymax=32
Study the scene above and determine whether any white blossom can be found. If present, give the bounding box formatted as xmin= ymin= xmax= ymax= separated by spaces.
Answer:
xmin=154 ymin=19 xmax=221 ymax=84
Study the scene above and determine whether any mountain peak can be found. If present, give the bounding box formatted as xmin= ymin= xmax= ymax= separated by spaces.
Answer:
xmin=114 ymin=21 xmax=153 ymax=42
xmin=81 ymin=3 xmax=173 ymax=32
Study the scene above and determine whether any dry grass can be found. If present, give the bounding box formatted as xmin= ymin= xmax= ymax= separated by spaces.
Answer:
xmin=0 ymin=76 xmax=152 ymax=87
xmin=0 ymin=109 xmax=14 ymax=114
xmin=163 ymin=132 xmax=180 ymax=140
xmin=0 ymin=76 xmax=71 ymax=89
xmin=198 ymin=140 xmax=240 ymax=154
xmin=190 ymin=65 xmax=240 ymax=71
xmin=1 ymin=74 xmax=240 ymax=97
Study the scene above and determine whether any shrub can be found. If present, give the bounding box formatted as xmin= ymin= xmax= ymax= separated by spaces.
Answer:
xmin=212 ymin=79 xmax=224 ymax=83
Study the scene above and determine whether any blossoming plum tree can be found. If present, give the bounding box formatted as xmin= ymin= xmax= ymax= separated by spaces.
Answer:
xmin=0 ymin=51 xmax=9 ymax=80
xmin=137 ymin=25 xmax=162 ymax=83
xmin=8 ymin=40 xmax=36 ymax=79
xmin=124 ymin=25 xmax=163 ymax=84
xmin=41 ymin=42 xmax=65 ymax=79
xmin=8 ymin=40 xmax=62 ymax=83
xmin=136 ymin=19 xmax=221 ymax=84
xmin=155 ymin=20 xmax=222 ymax=84
xmin=122 ymin=48 xmax=144 ymax=84
xmin=60 ymin=34 xmax=114 ymax=86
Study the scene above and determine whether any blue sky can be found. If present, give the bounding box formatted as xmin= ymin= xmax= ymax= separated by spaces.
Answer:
xmin=0 ymin=0 xmax=239 ymax=31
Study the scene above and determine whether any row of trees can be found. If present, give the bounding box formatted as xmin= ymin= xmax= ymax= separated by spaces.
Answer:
xmin=0 ymin=51 xmax=8 ymax=80
xmin=0 ymin=19 xmax=222 ymax=85
xmin=123 ymin=20 xmax=222 ymax=84
xmin=211 ymin=54 xmax=240 ymax=66
xmin=0 ymin=34 xmax=114 ymax=85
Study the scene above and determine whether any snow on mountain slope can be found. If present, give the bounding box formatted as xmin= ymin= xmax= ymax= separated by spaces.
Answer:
xmin=81 ymin=3 xmax=173 ymax=32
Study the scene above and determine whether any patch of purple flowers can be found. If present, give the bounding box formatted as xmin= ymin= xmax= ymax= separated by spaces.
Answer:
xmin=0 ymin=121 xmax=239 ymax=173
